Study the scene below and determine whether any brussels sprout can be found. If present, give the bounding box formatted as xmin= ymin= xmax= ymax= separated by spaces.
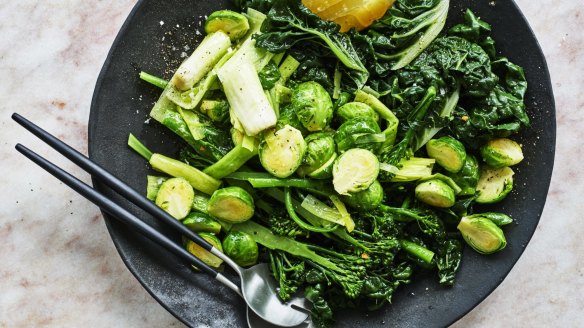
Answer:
xmin=291 ymin=81 xmax=334 ymax=132
xmin=305 ymin=152 xmax=337 ymax=179
xmin=336 ymin=102 xmax=379 ymax=124
xmin=334 ymin=117 xmax=383 ymax=153
xmin=465 ymin=212 xmax=513 ymax=226
xmin=200 ymin=99 xmax=229 ymax=123
xmin=183 ymin=212 xmax=222 ymax=234
xmin=222 ymin=231 xmax=259 ymax=267
xmin=415 ymin=179 xmax=456 ymax=208
xmin=204 ymin=10 xmax=250 ymax=41
xmin=385 ymin=157 xmax=435 ymax=182
xmin=426 ymin=136 xmax=467 ymax=173
xmin=457 ymin=216 xmax=507 ymax=254
xmin=447 ymin=154 xmax=480 ymax=196
xmin=342 ymin=180 xmax=384 ymax=211
xmin=207 ymin=186 xmax=255 ymax=223
xmin=333 ymin=148 xmax=379 ymax=195
xmin=186 ymin=232 xmax=224 ymax=268
xmin=259 ymin=125 xmax=307 ymax=178
xmin=155 ymin=177 xmax=195 ymax=219
xmin=476 ymin=166 xmax=514 ymax=204
xmin=480 ymin=138 xmax=524 ymax=168
xmin=297 ymin=132 xmax=336 ymax=178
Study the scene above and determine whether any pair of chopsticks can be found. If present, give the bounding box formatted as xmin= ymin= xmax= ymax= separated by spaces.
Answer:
xmin=12 ymin=113 xmax=241 ymax=294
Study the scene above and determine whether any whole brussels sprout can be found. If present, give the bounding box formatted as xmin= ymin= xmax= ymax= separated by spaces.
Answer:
xmin=297 ymin=132 xmax=336 ymax=179
xmin=342 ymin=180 xmax=384 ymax=211
xmin=336 ymin=102 xmax=379 ymax=124
xmin=222 ymin=231 xmax=259 ymax=267
xmin=334 ymin=117 xmax=382 ymax=153
xmin=291 ymin=81 xmax=334 ymax=132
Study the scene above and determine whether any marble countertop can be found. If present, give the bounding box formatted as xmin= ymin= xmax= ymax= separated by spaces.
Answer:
xmin=1 ymin=0 xmax=582 ymax=327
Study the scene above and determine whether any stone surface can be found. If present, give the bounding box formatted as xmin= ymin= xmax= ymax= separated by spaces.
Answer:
xmin=0 ymin=0 xmax=582 ymax=327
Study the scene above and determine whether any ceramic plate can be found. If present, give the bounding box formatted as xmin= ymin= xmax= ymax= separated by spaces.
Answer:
xmin=88 ymin=1 xmax=555 ymax=326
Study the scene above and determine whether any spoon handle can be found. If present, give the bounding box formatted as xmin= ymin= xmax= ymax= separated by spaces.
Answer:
xmin=12 ymin=113 xmax=222 ymax=256
xmin=15 ymin=143 xmax=242 ymax=295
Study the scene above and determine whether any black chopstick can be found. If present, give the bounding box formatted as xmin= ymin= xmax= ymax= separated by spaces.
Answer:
xmin=11 ymin=113 xmax=214 ymax=252
xmin=14 ymin=143 xmax=240 ymax=294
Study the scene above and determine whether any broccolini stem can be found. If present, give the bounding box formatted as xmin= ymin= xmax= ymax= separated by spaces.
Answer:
xmin=227 ymin=172 xmax=335 ymax=196
xmin=400 ymin=239 xmax=435 ymax=264
xmin=139 ymin=71 xmax=168 ymax=89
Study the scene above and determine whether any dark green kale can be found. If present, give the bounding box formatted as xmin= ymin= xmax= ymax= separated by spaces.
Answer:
xmin=258 ymin=60 xmax=282 ymax=89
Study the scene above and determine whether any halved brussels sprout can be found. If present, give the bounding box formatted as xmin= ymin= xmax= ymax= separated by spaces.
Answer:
xmin=222 ymin=231 xmax=259 ymax=267
xmin=207 ymin=186 xmax=255 ymax=223
xmin=426 ymin=136 xmax=467 ymax=173
xmin=457 ymin=216 xmax=507 ymax=254
xmin=447 ymin=154 xmax=480 ymax=196
xmin=183 ymin=212 xmax=222 ymax=234
xmin=186 ymin=232 xmax=224 ymax=268
xmin=465 ymin=212 xmax=513 ymax=226
xmin=291 ymin=81 xmax=334 ymax=132
xmin=476 ymin=166 xmax=514 ymax=204
xmin=334 ymin=117 xmax=382 ymax=153
xmin=204 ymin=10 xmax=250 ymax=41
xmin=297 ymin=132 xmax=336 ymax=178
xmin=342 ymin=180 xmax=384 ymax=211
xmin=155 ymin=177 xmax=195 ymax=219
xmin=415 ymin=178 xmax=456 ymax=208
xmin=333 ymin=148 xmax=379 ymax=195
xmin=259 ymin=125 xmax=307 ymax=178
xmin=480 ymin=138 xmax=524 ymax=168
xmin=384 ymin=157 xmax=435 ymax=182
xmin=336 ymin=102 xmax=379 ymax=124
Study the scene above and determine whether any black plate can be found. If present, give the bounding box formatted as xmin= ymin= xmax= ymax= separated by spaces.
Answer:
xmin=88 ymin=1 xmax=555 ymax=327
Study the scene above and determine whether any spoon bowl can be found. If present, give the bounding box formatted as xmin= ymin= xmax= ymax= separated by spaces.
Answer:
xmin=213 ymin=250 xmax=310 ymax=327
xmin=241 ymin=264 xmax=311 ymax=327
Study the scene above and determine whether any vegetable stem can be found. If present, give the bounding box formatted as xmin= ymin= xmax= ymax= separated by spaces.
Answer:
xmin=139 ymin=71 xmax=168 ymax=89
xmin=128 ymin=133 xmax=153 ymax=161
xmin=400 ymin=239 xmax=435 ymax=264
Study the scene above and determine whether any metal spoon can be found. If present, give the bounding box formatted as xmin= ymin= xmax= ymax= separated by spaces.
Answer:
xmin=215 ymin=255 xmax=311 ymax=327
xmin=12 ymin=113 xmax=310 ymax=328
